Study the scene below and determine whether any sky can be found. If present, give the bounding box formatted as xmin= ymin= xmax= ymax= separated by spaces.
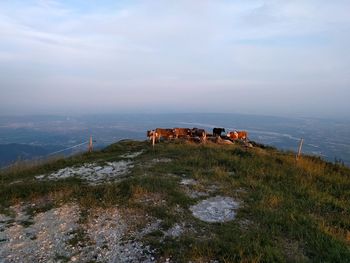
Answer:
xmin=0 ymin=0 xmax=349 ymax=118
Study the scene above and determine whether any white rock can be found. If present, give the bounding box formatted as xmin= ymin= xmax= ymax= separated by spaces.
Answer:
xmin=190 ymin=196 xmax=240 ymax=223
xmin=36 ymin=161 xmax=133 ymax=184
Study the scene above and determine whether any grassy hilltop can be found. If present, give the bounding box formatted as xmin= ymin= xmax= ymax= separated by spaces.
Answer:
xmin=0 ymin=140 xmax=349 ymax=262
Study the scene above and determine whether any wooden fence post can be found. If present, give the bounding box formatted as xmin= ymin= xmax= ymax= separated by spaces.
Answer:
xmin=88 ymin=136 xmax=93 ymax=153
xmin=296 ymin=138 xmax=304 ymax=161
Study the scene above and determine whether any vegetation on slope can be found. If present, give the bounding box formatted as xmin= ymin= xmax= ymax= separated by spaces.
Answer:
xmin=0 ymin=140 xmax=349 ymax=262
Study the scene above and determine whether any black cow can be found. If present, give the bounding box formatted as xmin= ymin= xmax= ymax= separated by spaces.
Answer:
xmin=213 ymin=128 xmax=225 ymax=137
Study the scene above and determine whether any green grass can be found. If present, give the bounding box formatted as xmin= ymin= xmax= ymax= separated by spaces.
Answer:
xmin=1 ymin=140 xmax=349 ymax=262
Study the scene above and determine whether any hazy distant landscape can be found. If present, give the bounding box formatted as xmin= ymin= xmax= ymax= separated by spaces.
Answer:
xmin=1 ymin=113 xmax=349 ymax=168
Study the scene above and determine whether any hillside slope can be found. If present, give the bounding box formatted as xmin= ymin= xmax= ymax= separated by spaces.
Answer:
xmin=0 ymin=140 xmax=349 ymax=262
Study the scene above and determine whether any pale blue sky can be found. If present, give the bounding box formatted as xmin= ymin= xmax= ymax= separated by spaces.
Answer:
xmin=0 ymin=0 xmax=349 ymax=118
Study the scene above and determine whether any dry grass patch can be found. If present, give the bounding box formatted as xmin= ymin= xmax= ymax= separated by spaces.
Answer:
xmin=264 ymin=194 xmax=283 ymax=210
xmin=131 ymin=185 xmax=165 ymax=206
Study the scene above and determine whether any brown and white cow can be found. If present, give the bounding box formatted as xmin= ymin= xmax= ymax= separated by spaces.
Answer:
xmin=237 ymin=131 xmax=248 ymax=140
xmin=173 ymin=128 xmax=191 ymax=139
xmin=154 ymin=128 xmax=175 ymax=141
xmin=147 ymin=130 xmax=158 ymax=141
xmin=147 ymin=130 xmax=153 ymax=140
xmin=227 ymin=131 xmax=238 ymax=140
xmin=227 ymin=130 xmax=248 ymax=141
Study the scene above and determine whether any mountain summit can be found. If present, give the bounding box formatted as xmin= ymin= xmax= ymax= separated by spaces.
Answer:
xmin=0 ymin=140 xmax=349 ymax=262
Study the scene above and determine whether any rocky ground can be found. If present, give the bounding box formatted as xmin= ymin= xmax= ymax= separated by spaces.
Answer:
xmin=0 ymin=198 xmax=239 ymax=263
xmin=0 ymin=203 xmax=159 ymax=263
xmin=0 ymin=150 xmax=242 ymax=262
xmin=35 ymin=160 xmax=134 ymax=185
xmin=34 ymin=150 xmax=146 ymax=185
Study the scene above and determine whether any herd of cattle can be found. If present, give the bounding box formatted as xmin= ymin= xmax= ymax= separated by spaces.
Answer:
xmin=147 ymin=127 xmax=248 ymax=143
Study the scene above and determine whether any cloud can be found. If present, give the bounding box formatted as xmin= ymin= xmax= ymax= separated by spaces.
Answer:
xmin=0 ymin=0 xmax=349 ymax=117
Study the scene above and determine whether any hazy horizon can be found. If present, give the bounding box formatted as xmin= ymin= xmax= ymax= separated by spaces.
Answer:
xmin=1 ymin=1 xmax=350 ymax=118
xmin=1 ymin=111 xmax=350 ymax=122
xmin=1 ymin=113 xmax=350 ymax=167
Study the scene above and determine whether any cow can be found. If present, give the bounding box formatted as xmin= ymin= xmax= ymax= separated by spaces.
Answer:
xmin=147 ymin=130 xmax=157 ymax=139
xmin=147 ymin=130 xmax=152 ymax=140
xmin=147 ymin=130 xmax=159 ymax=145
xmin=191 ymin=128 xmax=207 ymax=142
xmin=227 ymin=130 xmax=248 ymax=141
xmin=213 ymin=128 xmax=225 ymax=137
xmin=237 ymin=131 xmax=248 ymax=141
xmin=173 ymin=128 xmax=191 ymax=139
xmin=154 ymin=128 xmax=175 ymax=141
xmin=227 ymin=131 xmax=238 ymax=141
xmin=147 ymin=130 xmax=158 ymax=141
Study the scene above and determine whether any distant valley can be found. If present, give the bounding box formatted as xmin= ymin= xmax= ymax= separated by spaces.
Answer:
xmin=0 ymin=144 xmax=53 ymax=167
xmin=0 ymin=113 xmax=349 ymax=168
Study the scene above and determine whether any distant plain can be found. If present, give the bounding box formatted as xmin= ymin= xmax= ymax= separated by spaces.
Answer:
xmin=0 ymin=113 xmax=349 ymax=168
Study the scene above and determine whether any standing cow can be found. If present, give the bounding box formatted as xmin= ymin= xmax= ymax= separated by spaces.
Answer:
xmin=154 ymin=128 xmax=175 ymax=141
xmin=173 ymin=128 xmax=191 ymax=139
xmin=147 ymin=130 xmax=152 ymax=140
xmin=147 ymin=130 xmax=158 ymax=141
xmin=213 ymin=128 xmax=225 ymax=137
